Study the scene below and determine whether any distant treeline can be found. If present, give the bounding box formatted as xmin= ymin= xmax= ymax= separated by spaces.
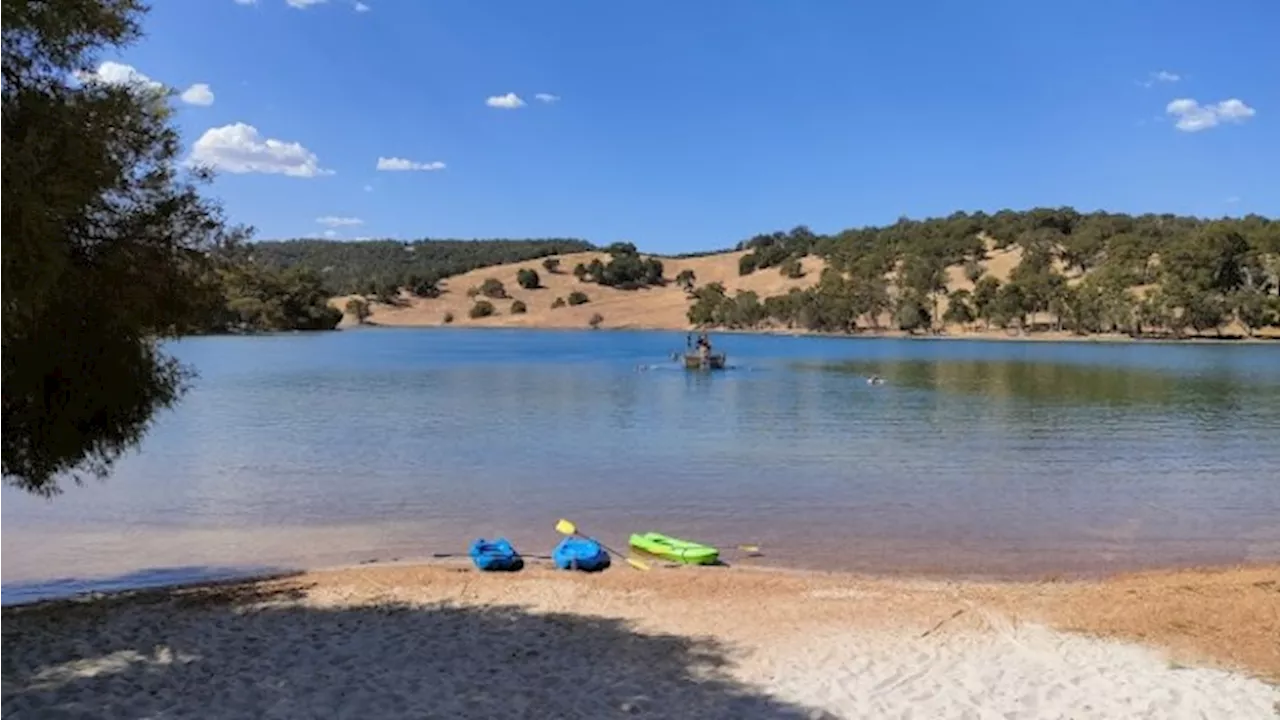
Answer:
xmin=248 ymin=238 xmax=596 ymax=295
xmin=693 ymin=208 xmax=1280 ymax=338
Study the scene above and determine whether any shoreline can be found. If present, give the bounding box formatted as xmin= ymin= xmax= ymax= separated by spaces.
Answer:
xmin=351 ymin=319 xmax=1280 ymax=345
xmin=5 ymin=560 xmax=1277 ymax=718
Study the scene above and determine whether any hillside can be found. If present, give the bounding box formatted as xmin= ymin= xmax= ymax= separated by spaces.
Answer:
xmin=332 ymin=250 xmax=824 ymax=330
xmin=322 ymin=208 xmax=1280 ymax=340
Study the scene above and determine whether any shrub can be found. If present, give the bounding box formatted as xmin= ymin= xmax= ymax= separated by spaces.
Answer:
xmin=542 ymin=257 xmax=561 ymax=273
xmin=469 ymin=300 xmax=496 ymax=318
xmin=567 ymin=291 xmax=590 ymax=306
xmin=572 ymin=263 xmax=588 ymax=280
xmin=779 ymin=257 xmax=805 ymax=279
xmin=551 ymin=297 xmax=567 ymax=309
xmin=344 ymin=297 xmax=371 ymax=323
xmin=588 ymin=313 xmax=604 ymax=329
xmin=480 ymin=278 xmax=507 ymax=299
xmin=516 ymin=268 xmax=540 ymax=289
xmin=443 ymin=311 xmax=454 ymax=324
xmin=738 ymin=253 xmax=758 ymax=276
xmin=466 ymin=286 xmax=480 ymax=298
xmin=411 ymin=277 xmax=441 ymax=298
xmin=675 ymin=269 xmax=697 ymax=293
xmin=511 ymin=300 xmax=527 ymax=314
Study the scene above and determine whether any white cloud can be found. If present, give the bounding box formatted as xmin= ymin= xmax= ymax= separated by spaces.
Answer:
xmin=180 ymin=83 xmax=215 ymax=106
xmin=1139 ymin=70 xmax=1181 ymax=88
xmin=486 ymin=92 xmax=525 ymax=109
xmin=363 ymin=184 xmax=374 ymax=192
xmin=189 ymin=123 xmax=333 ymax=177
xmin=534 ymin=92 xmax=560 ymax=104
xmin=376 ymin=156 xmax=445 ymax=171
xmin=1165 ymin=98 xmax=1257 ymax=132
xmin=77 ymin=61 xmax=163 ymax=92
xmin=316 ymin=216 xmax=363 ymax=227
xmin=233 ymin=0 xmax=257 ymax=5
xmin=323 ymin=229 xmax=339 ymax=238
xmin=286 ymin=0 xmax=326 ymax=8
xmin=354 ymin=2 xmax=370 ymax=11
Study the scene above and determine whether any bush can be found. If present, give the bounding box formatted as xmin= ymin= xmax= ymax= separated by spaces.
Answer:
xmin=511 ymin=300 xmax=527 ymax=314
xmin=573 ymin=263 xmax=588 ymax=280
xmin=443 ymin=311 xmax=454 ymax=324
xmin=480 ymin=278 xmax=507 ymax=299
xmin=466 ymin=286 xmax=480 ymax=298
xmin=516 ymin=268 xmax=540 ymax=289
xmin=567 ymin=291 xmax=590 ymax=306
xmin=411 ymin=277 xmax=441 ymax=298
xmin=551 ymin=297 xmax=566 ymax=309
xmin=588 ymin=313 xmax=604 ymax=328
xmin=542 ymin=258 xmax=561 ymax=274
xmin=779 ymin=257 xmax=805 ymax=279
xmin=469 ymin=300 xmax=496 ymax=318
xmin=676 ymin=269 xmax=697 ymax=293
xmin=738 ymin=253 xmax=758 ymax=276
xmin=345 ymin=297 xmax=371 ymax=323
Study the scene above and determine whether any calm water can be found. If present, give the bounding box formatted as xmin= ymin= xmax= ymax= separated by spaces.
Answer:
xmin=4 ymin=329 xmax=1279 ymax=603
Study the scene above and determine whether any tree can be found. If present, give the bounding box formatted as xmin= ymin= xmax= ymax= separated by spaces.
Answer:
xmin=567 ymin=291 xmax=590 ymax=306
xmin=588 ymin=313 xmax=604 ymax=329
xmin=572 ymin=263 xmax=588 ymax=280
xmin=480 ymin=277 xmax=507 ymax=299
xmin=469 ymin=300 xmax=496 ymax=318
xmin=942 ymin=290 xmax=974 ymax=326
xmin=894 ymin=294 xmax=930 ymax=333
xmin=738 ymin=253 xmax=758 ymax=276
xmin=963 ymin=259 xmax=984 ymax=284
xmin=779 ymin=257 xmax=805 ymax=279
xmin=516 ymin=268 xmax=540 ymax=289
xmin=345 ymin=297 xmax=371 ymax=324
xmin=3 ymin=0 xmax=248 ymax=494
xmin=675 ymin=269 xmax=697 ymax=293
xmin=542 ymin=257 xmax=561 ymax=274
xmin=510 ymin=300 xmax=527 ymax=314
xmin=411 ymin=276 xmax=441 ymax=298
xmin=971 ymin=276 xmax=1001 ymax=327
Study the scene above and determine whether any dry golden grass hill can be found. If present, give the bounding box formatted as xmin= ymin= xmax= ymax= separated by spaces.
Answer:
xmin=330 ymin=244 xmax=1034 ymax=332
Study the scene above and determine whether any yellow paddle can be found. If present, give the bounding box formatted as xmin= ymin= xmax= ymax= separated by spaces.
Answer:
xmin=555 ymin=519 xmax=650 ymax=571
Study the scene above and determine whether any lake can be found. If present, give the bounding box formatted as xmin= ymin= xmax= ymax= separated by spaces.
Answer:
xmin=4 ymin=329 xmax=1279 ymax=603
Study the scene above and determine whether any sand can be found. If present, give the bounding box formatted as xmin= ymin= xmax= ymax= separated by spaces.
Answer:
xmin=4 ymin=562 xmax=1277 ymax=719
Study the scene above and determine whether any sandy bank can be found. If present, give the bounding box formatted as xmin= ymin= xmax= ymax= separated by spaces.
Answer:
xmin=4 ymin=562 xmax=1277 ymax=718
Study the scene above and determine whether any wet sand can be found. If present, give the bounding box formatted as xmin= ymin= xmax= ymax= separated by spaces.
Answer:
xmin=4 ymin=561 xmax=1277 ymax=718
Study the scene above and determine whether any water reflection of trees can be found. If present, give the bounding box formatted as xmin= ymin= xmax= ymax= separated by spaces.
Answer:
xmin=813 ymin=360 xmax=1278 ymax=413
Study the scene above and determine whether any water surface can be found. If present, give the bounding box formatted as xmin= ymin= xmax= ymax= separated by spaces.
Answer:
xmin=4 ymin=329 xmax=1278 ymax=602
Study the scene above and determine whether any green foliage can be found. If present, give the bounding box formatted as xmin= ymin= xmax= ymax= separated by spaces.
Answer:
xmin=510 ymin=300 xmax=527 ymax=314
xmin=737 ymin=226 xmax=817 ymax=274
xmin=246 ymin=238 xmax=593 ymax=295
xmin=345 ymin=297 xmax=371 ymax=323
xmin=1 ymin=0 xmax=250 ymax=493
xmin=963 ymin=259 xmax=984 ymax=284
xmin=779 ymin=257 xmax=805 ymax=279
xmin=542 ymin=257 xmax=561 ymax=274
xmin=579 ymin=246 xmax=664 ymax=289
xmin=894 ymin=294 xmax=930 ymax=333
xmin=443 ymin=311 xmax=455 ymax=324
xmin=588 ymin=313 xmax=604 ymax=328
xmin=479 ymin=277 xmax=507 ymax=299
xmin=942 ymin=290 xmax=975 ymax=326
xmin=551 ymin=297 xmax=567 ymax=309
xmin=469 ymin=300 xmax=496 ymax=319
xmin=516 ymin=268 xmax=540 ymax=289
xmin=409 ymin=276 xmax=441 ymax=298
xmin=567 ymin=291 xmax=590 ymax=306
xmin=211 ymin=266 xmax=344 ymax=333
xmin=675 ymin=269 xmax=697 ymax=293
xmin=572 ymin=263 xmax=588 ymax=280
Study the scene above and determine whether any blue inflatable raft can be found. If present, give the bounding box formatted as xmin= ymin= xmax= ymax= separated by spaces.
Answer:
xmin=552 ymin=536 xmax=611 ymax=572
xmin=469 ymin=538 xmax=524 ymax=572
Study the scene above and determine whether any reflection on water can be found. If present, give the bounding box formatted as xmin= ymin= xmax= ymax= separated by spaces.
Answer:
xmin=3 ymin=329 xmax=1278 ymax=598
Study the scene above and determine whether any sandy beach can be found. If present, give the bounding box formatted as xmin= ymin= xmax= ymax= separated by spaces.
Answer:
xmin=4 ymin=561 xmax=1277 ymax=719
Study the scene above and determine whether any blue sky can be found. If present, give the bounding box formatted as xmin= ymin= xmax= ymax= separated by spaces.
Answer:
xmin=98 ymin=0 xmax=1277 ymax=254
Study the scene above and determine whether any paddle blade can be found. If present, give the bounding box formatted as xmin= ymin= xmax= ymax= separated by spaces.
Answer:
xmin=555 ymin=518 xmax=578 ymax=536
xmin=624 ymin=556 xmax=651 ymax=571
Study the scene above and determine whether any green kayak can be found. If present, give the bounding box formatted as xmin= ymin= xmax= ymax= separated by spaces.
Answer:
xmin=629 ymin=532 xmax=719 ymax=565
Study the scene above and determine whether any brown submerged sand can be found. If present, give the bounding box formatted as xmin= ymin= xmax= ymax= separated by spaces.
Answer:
xmin=4 ymin=562 xmax=1277 ymax=719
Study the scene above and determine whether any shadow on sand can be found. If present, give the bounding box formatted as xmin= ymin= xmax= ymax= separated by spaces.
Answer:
xmin=2 ymin=577 xmax=831 ymax=719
